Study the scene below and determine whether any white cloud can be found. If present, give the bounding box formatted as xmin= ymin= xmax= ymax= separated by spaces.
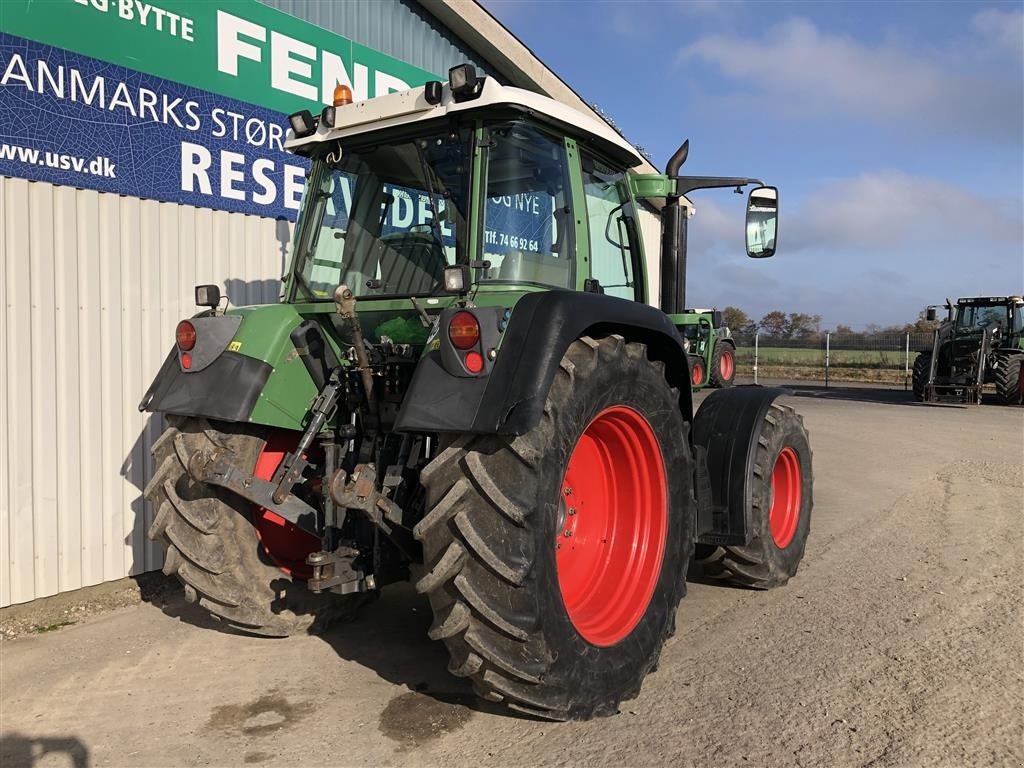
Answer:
xmin=673 ymin=0 xmax=738 ymax=18
xmin=790 ymin=171 xmax=1022 ymax=251
xmin=678 ymin=17 xmax=1023 ymax=141
xmin=680 ymin=171 xmax=1023 ymax=327
xmin=686 ymin=171 xmax=1021 ymax=255
xmin=972 ymin=8 xmax=1024 ymax=59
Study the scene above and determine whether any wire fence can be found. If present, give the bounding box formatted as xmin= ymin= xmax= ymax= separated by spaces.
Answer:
xmin=732 ymin=332 xmax=935 ymax=388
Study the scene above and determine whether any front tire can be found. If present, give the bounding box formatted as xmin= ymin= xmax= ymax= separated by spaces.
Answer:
xmin=992 ymin=351 xmax=1024 ymax=405
xmin=144 ymin=417 xmax=354 ymax=636
xmin=703 ymin=402 xmax=812 ymax=589
xmin=912 ymin=351 xmax=931 ymax=401
xmin=415 ymin=336 xmax=695 ymax=720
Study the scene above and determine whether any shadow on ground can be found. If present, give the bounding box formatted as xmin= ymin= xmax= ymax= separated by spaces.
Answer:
xmin=0 ymin=733 xmax=89 ymax=768
xmin=777 ymin=383 xmax=1021 ymax=409
xmin=778 ymin=383 xmax=925 ymax=407
xmin=317 ymin=583 xmax=501 ymax=712
xmin=142 ymin=577 xmax=511 ymax=717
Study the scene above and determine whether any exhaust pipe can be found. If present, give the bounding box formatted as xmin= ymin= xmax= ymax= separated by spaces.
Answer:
xmin=661 ymin=140 xmax=689 ymax=315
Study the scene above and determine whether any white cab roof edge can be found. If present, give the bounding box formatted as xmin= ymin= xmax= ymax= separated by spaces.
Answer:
xmin=285 ymin=78 xmax=645 ymax=167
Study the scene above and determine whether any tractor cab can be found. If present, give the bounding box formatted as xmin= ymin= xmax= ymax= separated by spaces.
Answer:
xmin=953 ymin=297 xmax=1023 ymax=342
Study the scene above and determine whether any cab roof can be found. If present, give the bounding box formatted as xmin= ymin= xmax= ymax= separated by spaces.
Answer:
xmin=285 ymin=77 xmax=645 ymax=168
xmin=956 ymin=296 xmax=1024 ymax=305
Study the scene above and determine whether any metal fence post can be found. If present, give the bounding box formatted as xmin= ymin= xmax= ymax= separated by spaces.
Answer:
xmin=824 ymin=332 xmax=831 ymax=388
xmin=754 ymin=332 xmax=759 ymax=385
xmin=904 ymin=333 xmax=910 ymax=391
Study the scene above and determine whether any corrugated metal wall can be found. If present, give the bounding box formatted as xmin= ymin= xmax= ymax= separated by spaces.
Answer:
xmin=0 ymin=178 xmax=290 ymax=606
xmin=0 ymin=2 xmax=525 ymax=607
xmin=261 ymin=0 xmax=497 ymax=80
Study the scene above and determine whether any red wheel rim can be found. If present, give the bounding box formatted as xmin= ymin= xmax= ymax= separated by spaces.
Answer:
xmin=691 ymin=362 xmax=704 ymax=386
xmin=252 ymin=432 xmax=320 ymax=579
xmin=556 ymin=406 xmax=668 ymax=647
xmin=720 ymin=350 xmax=734 ymax=380
xmin=769 ymin=446 xmax=801 ymax=549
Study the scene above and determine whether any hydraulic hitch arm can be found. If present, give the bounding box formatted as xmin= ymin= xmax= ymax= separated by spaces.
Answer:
xmin=269 ymin=366 xmax=346 ymax=504
xmin=186 ymin=447 xmax=321 ymax=536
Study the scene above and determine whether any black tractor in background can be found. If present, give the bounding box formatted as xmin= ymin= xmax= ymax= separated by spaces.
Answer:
xmin=913 ymin=296 xmax=1024 ymax=405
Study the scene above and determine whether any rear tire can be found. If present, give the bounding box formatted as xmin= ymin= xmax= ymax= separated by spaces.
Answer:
xmin=145 ymin=417 xmax=357 ymax=636
xmin=416 ymin=335 xmax=694 ymax=720
xmin=709 ymin=341 xmax=736 ymax=388
xmin=912 ymin=351 xmax=931 ymax=402
xmin=703 ymin=402 xmax=812 ymax=589
xmin=992 ymin=351 xmax=1024 ymax=405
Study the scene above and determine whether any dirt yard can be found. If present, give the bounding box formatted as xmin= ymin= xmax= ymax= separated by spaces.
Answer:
xmin=2 ymin=386 xmax=1022 ymax=767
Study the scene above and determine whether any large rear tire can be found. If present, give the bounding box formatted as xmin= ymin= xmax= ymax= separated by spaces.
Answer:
xmin=912 ymin=351 xmax=931 ymax=402
xmin=709 ymin=341 xmax=736 ymax=388
xmin=702 ymin=402 xmax=812 ymax=589
xmin=992 ymin=351 xmax=1024 ymax=405
xmin=144 ymin=417 xmax=356 ymax=636
xmin=415 ymin=335 xmax=694 ymax=720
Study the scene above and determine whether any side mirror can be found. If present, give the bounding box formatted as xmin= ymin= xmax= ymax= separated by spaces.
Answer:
xmin=746 ymin=186 xmax=778 ymax=258
xmin=926 ymin=307 xmax=937 ymax=322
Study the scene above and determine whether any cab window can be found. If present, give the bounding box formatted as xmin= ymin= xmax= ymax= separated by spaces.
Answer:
xmin=479 ymin=121 xmax=574 ymax=288
xmin=1011 ymin=305 xmax=1023 ymax=335
xmin=291 ymin=129 xmax=470 ymax=300
xmin=581 ymin=152 xmax=641 ymax=301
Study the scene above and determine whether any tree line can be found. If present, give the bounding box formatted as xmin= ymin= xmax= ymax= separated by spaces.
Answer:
xmin=722 ymin=307 xmax=939 ymax=342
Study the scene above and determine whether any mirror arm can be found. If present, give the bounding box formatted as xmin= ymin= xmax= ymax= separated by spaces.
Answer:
xmin=672 ymin=176 xmax=765 ymax=197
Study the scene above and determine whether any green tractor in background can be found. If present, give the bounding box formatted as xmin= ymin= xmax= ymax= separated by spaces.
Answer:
xmin=139 ymin=67 xmax=812 ymax=720
xmin=675 ymin=308 xmax=737 ymax=389
xmin=912 ymin=295 xmax=1024 ymax=405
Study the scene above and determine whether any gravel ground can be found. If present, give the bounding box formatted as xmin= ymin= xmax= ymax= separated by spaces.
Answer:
xmin=2 ymin=386 xmax=1022 ymax=768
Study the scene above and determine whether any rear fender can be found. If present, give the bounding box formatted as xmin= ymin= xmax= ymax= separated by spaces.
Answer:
xmin=394 ymin=290 xmax=693 ymax=435
xmin=692 ymin=386 xmax=785 ymax=546
xmin=140 ymin=304 xmax=325 ymax=430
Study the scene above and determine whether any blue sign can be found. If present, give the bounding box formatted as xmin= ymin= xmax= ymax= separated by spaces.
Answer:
xmin=484 ymin=194 xmax=552 ymax=254
xmin=0 ymin=32 xmax=308 ymax=219
xmin=0 ymin=32 xmax=553 ymax=253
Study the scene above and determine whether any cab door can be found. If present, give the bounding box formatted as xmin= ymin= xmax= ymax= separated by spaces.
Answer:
xmin=577 ymin=151 xmax=646 ymax=303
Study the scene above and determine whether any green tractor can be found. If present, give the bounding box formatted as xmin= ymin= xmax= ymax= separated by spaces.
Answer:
xmin=675 ymin=308 xmax=737 ymax=389
xmin=912 ymin=296 xmax=1024 ymax=405
xmin=140 ymin=67 xmax=812 ymax=720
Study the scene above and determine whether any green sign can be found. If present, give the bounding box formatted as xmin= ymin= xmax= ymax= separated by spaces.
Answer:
xmin=0 ymin=0 xmax=437 ymax=115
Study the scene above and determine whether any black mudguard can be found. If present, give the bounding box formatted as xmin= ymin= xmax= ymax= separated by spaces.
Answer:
xmin=691 ymin=386 xmax=785 ymax=546
xmin=139 ymin=349 xmax=272 ymax=422
xmin=395 ymin=290 xmax=693 ymax=435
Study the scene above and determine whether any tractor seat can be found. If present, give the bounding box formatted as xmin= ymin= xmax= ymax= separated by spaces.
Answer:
xmin=377 ymin=233 xmax=446 ymax=294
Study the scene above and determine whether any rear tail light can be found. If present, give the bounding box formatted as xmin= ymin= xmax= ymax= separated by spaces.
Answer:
xmin=176 ymin=320 xmax=197 ymax=351
xmin=464 ymin=351 xmax=484 ymax=373
xmin=448 ymin=311 xmax=480 ymax=350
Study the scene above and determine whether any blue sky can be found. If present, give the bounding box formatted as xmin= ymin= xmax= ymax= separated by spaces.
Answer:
xmin=483 ymin=0 xmax=1024 ymax=328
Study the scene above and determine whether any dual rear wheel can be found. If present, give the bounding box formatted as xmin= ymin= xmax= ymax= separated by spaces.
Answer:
xmin=696 ymin=403 xmax=813 ymax=588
